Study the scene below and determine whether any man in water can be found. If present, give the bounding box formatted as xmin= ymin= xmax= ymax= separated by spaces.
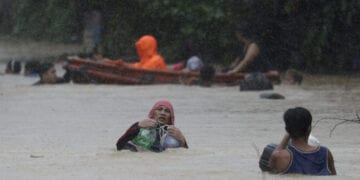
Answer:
xmin=270 ymin=107 xmax=336 ymax=175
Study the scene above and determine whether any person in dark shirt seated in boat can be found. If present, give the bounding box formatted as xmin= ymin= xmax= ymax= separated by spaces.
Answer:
xmin=33 ymin=62 xmax=71 ymax=85
xmin=226 ymin=24 xmax=278 ymax=76
xmin=116 ymin=100 xmax=188 ymax=152
xmin=270 ymin=107 xmax=336 ymax=175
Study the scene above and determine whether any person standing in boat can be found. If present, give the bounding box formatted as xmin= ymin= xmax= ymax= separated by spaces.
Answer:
xmin=116 ymin=100 xmax=188 ymax=152
xmin=269 ymin=107 xmax=336 ymax=175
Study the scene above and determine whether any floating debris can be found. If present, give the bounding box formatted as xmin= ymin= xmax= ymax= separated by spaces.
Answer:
xmin=259 ymin=92 xmax=285 ymax=100
xmin=30 ymin=154 xmax=44 ymax=158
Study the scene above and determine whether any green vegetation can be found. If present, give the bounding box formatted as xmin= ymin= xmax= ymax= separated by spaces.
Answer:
xmin=0 ymin=0 xmax=359 ymax=73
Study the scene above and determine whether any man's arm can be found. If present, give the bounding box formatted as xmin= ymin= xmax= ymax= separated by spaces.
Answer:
xmin=228 ymin=43 xmax=259 ymax=74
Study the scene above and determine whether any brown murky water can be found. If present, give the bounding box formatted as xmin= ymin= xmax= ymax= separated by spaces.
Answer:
xmin=0 ymin=41 xmax=359 ymax=179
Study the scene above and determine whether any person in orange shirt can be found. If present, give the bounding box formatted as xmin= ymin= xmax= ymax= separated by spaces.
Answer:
xmin=129 ymin=35 xmax=167 ymax=70
xmin=97 ymin=35 xmax=167 ymax=70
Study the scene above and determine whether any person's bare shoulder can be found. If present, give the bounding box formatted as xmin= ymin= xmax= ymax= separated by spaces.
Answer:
xmin=270 ymin=149 xmax=291 ymax=172
xmin=246 ymin=43 xmax=260 ymax=56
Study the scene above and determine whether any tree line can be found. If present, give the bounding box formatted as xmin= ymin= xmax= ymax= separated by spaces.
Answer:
xmin=1 ymin=0 xmax=359 ymax=73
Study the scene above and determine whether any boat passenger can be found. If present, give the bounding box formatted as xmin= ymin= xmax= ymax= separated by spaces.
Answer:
xmin=98 ymin=35 xmax=167 ymax=70
xmin=170 ymin=40 xmax=203 ymax=73
xmin=33 ymin=62 xmax=70 ymax=85
xmin=226 ymin=24 xmax=277 ymax=76
xmin=128 ymin=35 xmax=167 ymax=70
xmin=269 ymin=107 xmax=336 ymax=175
xmin=24 ymin=60 xmax=41 ymax=77
xmin=116 ymin=100 xmax=188 ymax=152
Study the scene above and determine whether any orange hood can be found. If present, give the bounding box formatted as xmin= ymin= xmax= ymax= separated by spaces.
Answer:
xmin=136 ymin=35 xmax=158 ymax=65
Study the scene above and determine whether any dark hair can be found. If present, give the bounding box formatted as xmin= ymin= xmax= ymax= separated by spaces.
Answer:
xmin=6 ymin=60 xmax=21 ymax=74
xmin=284 ymin=107 xmax=312 ymax=139
xmin=37 ymin=62 xmax=54 ymax=77
xmin=200 ymin=65 xmax=215 ymax=86
xmin=286 ymin=69 xmax=303 ymax=85
xmin=25 ymin=60 xmax=41 ymax=75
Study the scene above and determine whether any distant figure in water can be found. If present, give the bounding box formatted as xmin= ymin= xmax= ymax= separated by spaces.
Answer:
xmin=258 ymin=69 xmax=303 ymax=99
xmin=239 ymin=72 xmax=273 ymax=91
xmin=33 ymin=62 xmax=70 ymax=85
xmin=5 ymin=60 xmax=21 ymax=74
xmin=116 ymin=100 xmax=188 ymax=152
xmin=129 ymin=35 xmax=167 ymax=70
xmin=24 ymin=60 xmax=41 ymax=77
xmin=282 ymin=69 xmax=303 ymax=85
xmin=269 ymin=107 xmax=336 ymax=175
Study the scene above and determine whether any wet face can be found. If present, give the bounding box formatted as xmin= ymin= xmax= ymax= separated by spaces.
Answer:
xmin=153 ymin=105 xmax=171 ymax=125
xmin=41 ymin=67 xmax=57 ymax=84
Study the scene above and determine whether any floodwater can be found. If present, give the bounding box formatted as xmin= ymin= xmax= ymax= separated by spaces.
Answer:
xmin=0 ymin=42 xmax=360 ymax=179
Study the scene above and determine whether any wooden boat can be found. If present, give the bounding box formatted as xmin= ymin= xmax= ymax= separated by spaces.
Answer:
xmin=65 ymin=59 xmax=279 ymax=85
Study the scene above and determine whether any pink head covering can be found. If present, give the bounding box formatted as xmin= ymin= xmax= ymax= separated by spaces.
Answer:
xmin=148 ymin=100 xmax=175 ymax=125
